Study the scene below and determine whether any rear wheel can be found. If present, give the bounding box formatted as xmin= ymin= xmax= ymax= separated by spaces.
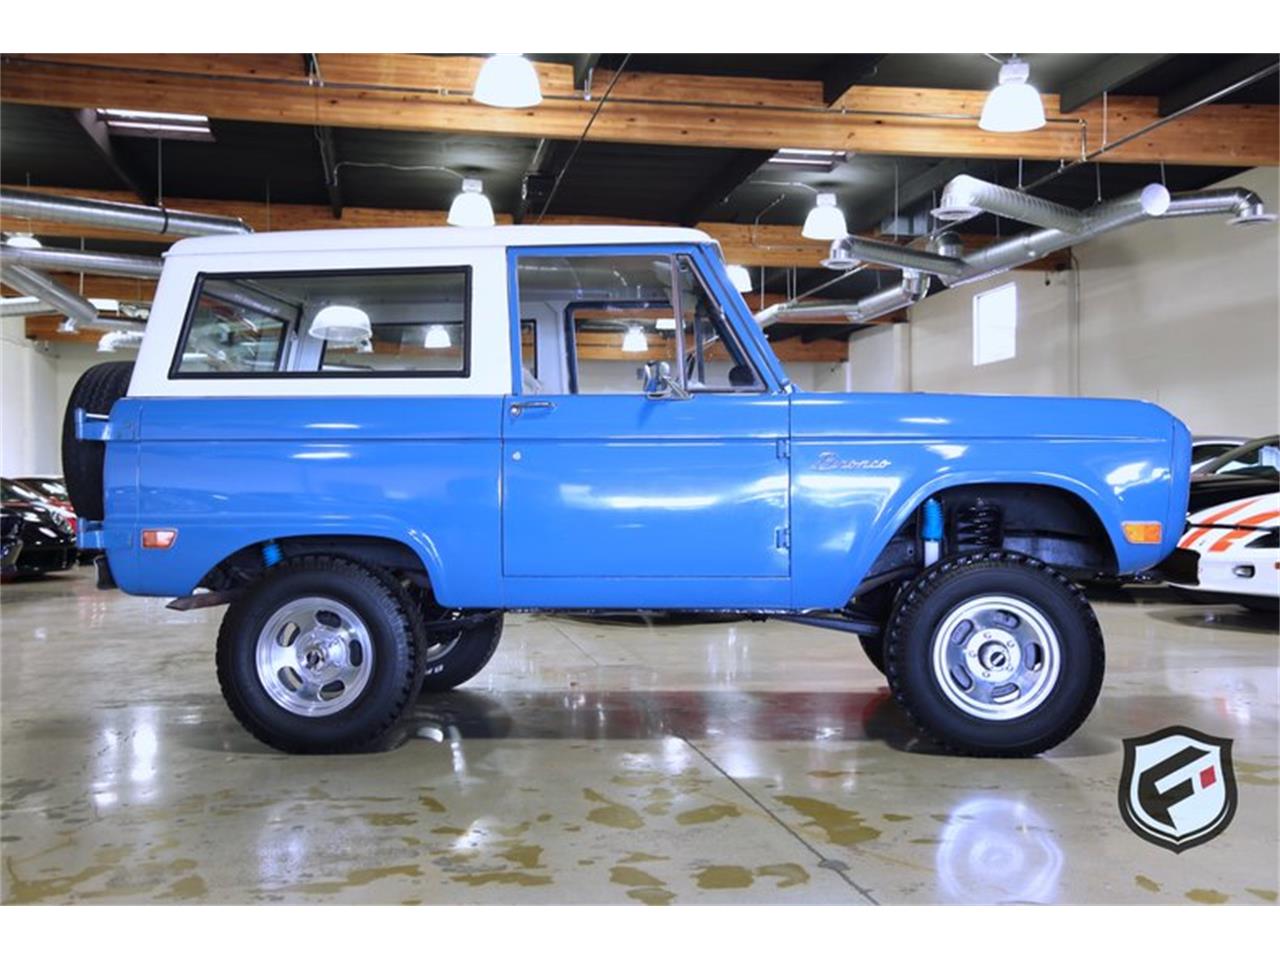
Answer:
xmin=61 ymin=361 xmax=134 ymax=520
xmin=216 ymin=556 xmax=421 ymax=753
xmin=420 ymin=612 xmax=504 ymax=694
xmin=885 ymin=552 xmax=1104 ymax=757
xmin=859 ymin=634 xmax=886 ymax=674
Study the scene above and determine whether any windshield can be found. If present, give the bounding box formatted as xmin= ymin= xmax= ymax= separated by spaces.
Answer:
xmin=1197 ymin=435 xmax=1280 ymax=480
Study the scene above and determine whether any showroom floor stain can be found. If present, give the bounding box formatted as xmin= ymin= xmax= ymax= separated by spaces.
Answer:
xmin=1 ymin=569 xmax=1277 ymax=905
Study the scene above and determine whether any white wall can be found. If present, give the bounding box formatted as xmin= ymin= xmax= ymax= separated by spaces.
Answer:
xmin=862 ymin=168 xmax=1279 ymax=435
xmin=1074 ymin=168 xmax=1279 ymax=435
xmin=0 ymin=326 xmax=60 ymax=476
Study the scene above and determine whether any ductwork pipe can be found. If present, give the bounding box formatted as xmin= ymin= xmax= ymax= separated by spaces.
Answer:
xmin=0 ymin=296 xmax=45 ymax=318
xmin=1 ymin=188 xmax=253 ymax=238
xmin=757 ymin=270 xmax=930 ymax=326
xmin=940 ymin=186 xmax=1268 ymax=289
xmin=932 ymin=174 xmax=1087 ymax=233
xmin=1 ymin=264 xmax=98 ymax=330
xmin=823 ymin=235 xmax=966 ymax=277
xmin=0 ymin=245 xmax=163 ymax=279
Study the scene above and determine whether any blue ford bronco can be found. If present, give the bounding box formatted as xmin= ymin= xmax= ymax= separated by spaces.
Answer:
xmin=64 ymin=225 xmax=1191 ymax=756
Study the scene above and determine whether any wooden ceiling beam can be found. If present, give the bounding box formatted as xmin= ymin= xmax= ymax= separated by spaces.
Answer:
xmin=4 ymin=55 xmax=1274 ymax=166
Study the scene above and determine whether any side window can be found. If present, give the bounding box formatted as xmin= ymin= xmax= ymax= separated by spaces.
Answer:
xmin=175 ymin=279 xmax=290 ymax=374
xmin=172 ymin=268 xmax=470 ymax=378
xmin=675 ymin=255 xmax=761 ymax=392
xmin=514 ymin=252 xmax=761 ymax=395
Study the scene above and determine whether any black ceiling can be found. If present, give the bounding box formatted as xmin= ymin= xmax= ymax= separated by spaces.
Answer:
xmin=3 ymin=52 xmax=1276 ymax=312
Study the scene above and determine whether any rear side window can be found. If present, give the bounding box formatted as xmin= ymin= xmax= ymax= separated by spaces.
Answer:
xmin=171 ymin=267 xmax=471 ymax=378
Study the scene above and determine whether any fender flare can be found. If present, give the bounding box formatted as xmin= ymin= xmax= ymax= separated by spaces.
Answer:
xmin=839 ymin=470 xmax=1123 ymax=601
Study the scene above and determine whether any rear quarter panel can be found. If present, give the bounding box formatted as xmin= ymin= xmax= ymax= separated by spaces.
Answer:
xmin=103 ymin=396 xmax=504 ymax=603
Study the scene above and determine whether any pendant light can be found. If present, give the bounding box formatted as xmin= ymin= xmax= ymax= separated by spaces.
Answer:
xmin=309 ymin=305 xmax=372 ymax=343
xmin=4 ymin=233 xmax=41 ymax=249
xmin=621 ymin=325 xmax=648 ymax=353
xmin=726 ymin=264 xmax=753 ymax=293
xmin=979 ymin=57 xmax=1046 ymax=133
xmin=802 ymin=193 xmax=847 ymax=240
xmin=424 ymin=324 xmax=453 ymax=349
xmin=473 ymin=54 xmax=543 ymax=109
xmin=447 ymin=178 xmax=496 ymax=227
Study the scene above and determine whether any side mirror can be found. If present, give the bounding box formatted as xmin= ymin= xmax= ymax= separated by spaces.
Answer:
xmin=638 ymin=361 xmax=689 ymax=400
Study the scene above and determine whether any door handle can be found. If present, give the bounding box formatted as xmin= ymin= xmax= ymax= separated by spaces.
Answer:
xmin=509 ymin=400 xmax=556 ymax=417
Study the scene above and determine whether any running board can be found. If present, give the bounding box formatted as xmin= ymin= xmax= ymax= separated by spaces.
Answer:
xmin=771 ymin=613 xmax=881 ymax=636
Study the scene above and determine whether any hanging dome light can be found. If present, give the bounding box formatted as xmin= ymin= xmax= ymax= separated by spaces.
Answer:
xmin=4 ymin=233 xmax=41 ymax=249
xmin=424 ymin=324 xmax=452 ymax=349
xmin=448 ymin=178 xmax=496 ymax=227
xmin=979 ymin=57 xmax=1046 ymax=133
xmin=802 ymin=193 xmax=847 ymax=240
xmin=621 ymin=325 xmax=649 ymax=353
xmin=473 ymin=54 xmax=543 ymax=109
xmin=726 ymin=264 xmax=753 ymax=293
xmin=309 ymin=304 xmax=372 ymax=343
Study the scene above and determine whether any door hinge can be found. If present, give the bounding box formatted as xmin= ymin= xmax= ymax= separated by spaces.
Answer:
xmin=776 ymin=438 xmax=791 ymax=460
xmin=775 ymin=526 xmax=791 ymax=550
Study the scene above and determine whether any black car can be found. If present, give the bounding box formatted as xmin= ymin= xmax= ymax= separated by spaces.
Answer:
xmin=0 ymin=479 xmax=77 ymax=578
xmin=1188 ymin=435 xmax=1280 ymax=513
xmin=1 ymin=510 xmax=23 ymax=580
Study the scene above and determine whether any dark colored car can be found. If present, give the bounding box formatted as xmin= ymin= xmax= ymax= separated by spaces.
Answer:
xmin=1 ymin=510 xmax=23 ymax=580
xmin=13 ymin=475 xmax=96 ymax=564
xmin=1188 ymin=435 xmax=1280 ymax=513
xmin=0 ymin=478 xmax=77 ymax=578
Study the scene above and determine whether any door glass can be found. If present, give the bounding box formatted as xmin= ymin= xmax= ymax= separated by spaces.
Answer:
xmin=675 ymin=255 xmax=761 ymax=392
xmin=516 ymin=254 xmax=678 ymax=395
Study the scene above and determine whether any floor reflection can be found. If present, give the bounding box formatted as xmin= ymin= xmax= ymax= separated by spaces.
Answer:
xmin=935 ymin=796 xmax=1064 ymax=905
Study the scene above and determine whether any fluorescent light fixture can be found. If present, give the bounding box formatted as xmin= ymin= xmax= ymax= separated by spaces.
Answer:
xmin=309 ymin=305 xmax=372 ymax=343
xmin=621 ymin=325 xmax=649 ymax=353
xmin=726 ymin=264 xmax=753 ymax=293
xmin=89 ymin=298 xmax=120 ymax=313
xmin=447 ymin=178 xmax=496 ymax=227
xmin=979 ymin=58 xmax=1046 ymax=133
xmin=97 ymin=108 xmax=213 ymax=141
xmin=473 ymin=54 xmax=543 ymax=109
xmin=802 ymin=193 xmax=847 ymax=240
xmin=768 ymin=148 xmax=846 ymax=171
xmin=424 ymin=324 xmax=452 ymax=349
xmin=655 ymin=318 xmax=677 ymax=331
xmin=4 ymin=233 xmax=42 ymax=249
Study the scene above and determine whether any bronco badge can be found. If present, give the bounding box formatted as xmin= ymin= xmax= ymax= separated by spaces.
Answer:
xmin=1118 ymin=726 xmax=1237 ymax=853
xmin=815 ymin=451 xmax=891 ymax=471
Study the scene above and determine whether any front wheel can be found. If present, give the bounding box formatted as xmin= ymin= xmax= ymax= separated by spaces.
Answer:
xmin=216 ymin=556 xmax=422 ymax=753
xmin=885 ymin=552 xmax=1104 ymax=757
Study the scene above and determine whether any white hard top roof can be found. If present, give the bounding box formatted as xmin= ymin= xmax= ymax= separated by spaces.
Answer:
xmin=167 ymin=224 xmax=716 ymax=257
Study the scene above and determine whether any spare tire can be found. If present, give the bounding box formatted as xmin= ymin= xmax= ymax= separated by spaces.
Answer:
xmin=61 ymin=361 xmax=134 ymax=521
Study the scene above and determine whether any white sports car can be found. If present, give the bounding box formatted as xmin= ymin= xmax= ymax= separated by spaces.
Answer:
xmin=1162 ymin=492 xmax=1280 ymax=612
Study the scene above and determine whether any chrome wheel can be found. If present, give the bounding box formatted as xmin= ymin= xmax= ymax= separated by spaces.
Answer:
xmin=255 ymin=597 xmax=373 ymax=717
xmin=930 ymin=595 xmax=1061 ymax=721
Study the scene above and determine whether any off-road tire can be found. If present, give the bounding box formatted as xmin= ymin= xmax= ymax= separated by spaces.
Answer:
xmin=61 ymin=361 xmax=134 ymax=520
xmin=420 ymin=613 xmax=504 ymax=694
xmin=885 ymin=551 xmax=1105 ymax=757
xmin=216 ymin=555 xmax=421 ymax=753
xmin=859 ymin=634 xmax=886 ymax=674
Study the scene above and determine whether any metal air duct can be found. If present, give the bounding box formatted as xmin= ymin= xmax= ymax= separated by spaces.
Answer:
xmin=756 ymin=270 xmax=930 ymax=326
xmin=1 ymin=188 xmax=253 ymax=238
xmin=1 ymin=264 xmax=98 ymax=330
xmin=932 ymin=174 xmax=1087 ymax=232
xmin=0 ymin=246 xmax=163 ymax=279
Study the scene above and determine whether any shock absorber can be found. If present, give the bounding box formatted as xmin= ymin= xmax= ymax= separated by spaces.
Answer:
xmin=921 ymin=498 xmax=944 ymax=567
xmin=954 ymin=499 xmax=1003 ymax=552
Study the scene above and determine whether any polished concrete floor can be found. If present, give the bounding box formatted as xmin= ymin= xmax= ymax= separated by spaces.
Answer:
xmin=1 ymin=567 xmax=1276 ymax=906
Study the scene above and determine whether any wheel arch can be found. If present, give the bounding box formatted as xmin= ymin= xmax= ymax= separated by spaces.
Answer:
xmin=196 ymin=530 xmax=444 ymax=598
xmin=850 ymin=474 xmax=1122 ymax=599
